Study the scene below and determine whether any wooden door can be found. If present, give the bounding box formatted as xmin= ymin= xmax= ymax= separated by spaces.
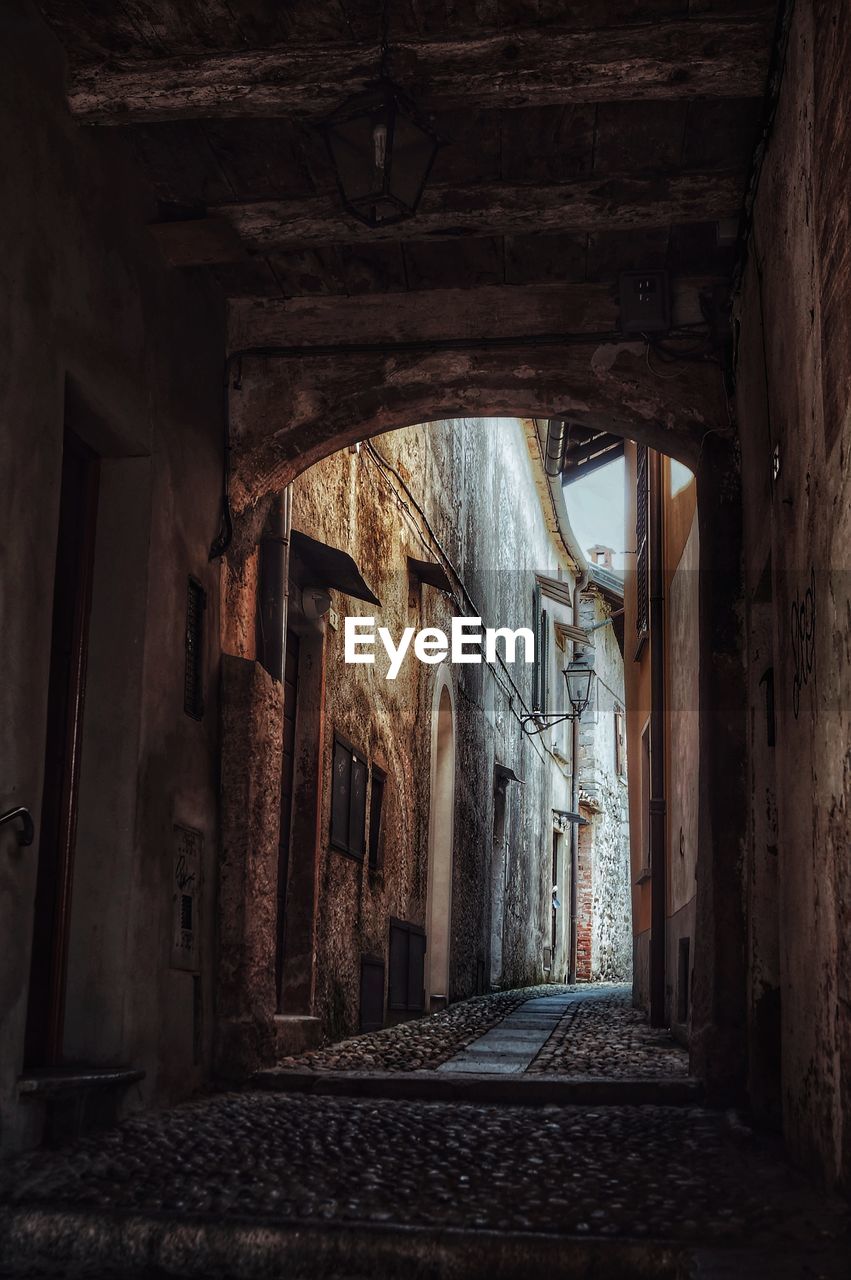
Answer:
xmin=24 ymin=430 xmax=99 ymax=1066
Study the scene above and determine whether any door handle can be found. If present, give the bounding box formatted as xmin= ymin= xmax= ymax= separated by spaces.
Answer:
xmin=0 ymin=807 xmax=34 ymax=847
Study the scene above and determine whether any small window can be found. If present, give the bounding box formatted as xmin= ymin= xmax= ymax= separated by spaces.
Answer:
xmin=368 ymin=766 xmax=386 ymax=872
xmin=614 ymin=707 xmax=626 ymax=777
xmin=184 ymin=577 xmax=206 ymax=720
xmin=330 ymin=734 xmax=368 ymax=859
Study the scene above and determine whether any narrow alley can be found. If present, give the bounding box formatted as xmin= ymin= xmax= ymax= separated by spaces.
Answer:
xmin=1 ymin=1 xmax=851 ymax=1277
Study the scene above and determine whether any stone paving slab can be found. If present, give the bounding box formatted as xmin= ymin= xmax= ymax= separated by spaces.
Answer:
xmin=0 ymin=1093 xmax=847 ymax=1279
xmin=275 ymin=983 xmax=576 ymax=1074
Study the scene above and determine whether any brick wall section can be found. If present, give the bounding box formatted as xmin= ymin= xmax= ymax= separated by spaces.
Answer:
xmin=576 ymin=820 xmax=594 ymax=981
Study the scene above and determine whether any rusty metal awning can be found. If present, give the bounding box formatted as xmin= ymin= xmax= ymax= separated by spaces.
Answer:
xmin=494 ymin=762 xmax=523 ymax=785
xmin=407 ymin=556 xmax=453 ymax=594
xmin=290 ymin=529 xmax=380 ymax=606
xmin=553 ymin=808 xmax=589 ymax=826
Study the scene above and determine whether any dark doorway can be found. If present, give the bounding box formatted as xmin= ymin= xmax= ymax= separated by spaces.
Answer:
xmin=276 ymin=628 xmax=300 ymax=1009
xmin=551 ymin=829 xmax=561 ymax=965
xmin=25 ymin=430 xmax=100 ymax=1066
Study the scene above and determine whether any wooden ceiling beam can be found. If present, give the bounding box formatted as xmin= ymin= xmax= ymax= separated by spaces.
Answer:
xmin=69 ymin=15 xmax=773 ymax=123
xmin=227 ymin=278 xmax=715 ymax=352
xmin=152 ymin=170 xmax=744 ymax=261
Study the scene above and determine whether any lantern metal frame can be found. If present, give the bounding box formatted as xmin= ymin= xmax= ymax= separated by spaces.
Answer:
xmin=520 ymin=655 xmax=596 ymax=737
xmin=320 ymin=78 xmax=442 ymax=229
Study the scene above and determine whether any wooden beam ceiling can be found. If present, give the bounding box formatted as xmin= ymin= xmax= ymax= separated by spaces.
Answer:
xmin=152 ymin=171 xmax=744 ymax=263
xmin=227 ymin=279 xmax=713 ymax=351
xmin=68 ymin=14 xmax=773 ymax=123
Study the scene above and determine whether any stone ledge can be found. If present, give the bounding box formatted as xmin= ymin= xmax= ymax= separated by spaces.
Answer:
xmin=18 ymin=1069 xmax=145 ymax=1098
xmin=0 ymin=1208 xmax=688 ymax=1279
xmin=249 ymin=1067 xmax=703 ymax=1107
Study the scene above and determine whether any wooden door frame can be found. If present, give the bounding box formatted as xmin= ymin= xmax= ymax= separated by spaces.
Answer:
xmin=24 ymin=429 xmax=100 ymax=1067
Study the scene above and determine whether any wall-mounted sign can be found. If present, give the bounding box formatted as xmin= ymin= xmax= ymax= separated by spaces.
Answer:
xmin=171 ymin=825 xmax=202 ymax=971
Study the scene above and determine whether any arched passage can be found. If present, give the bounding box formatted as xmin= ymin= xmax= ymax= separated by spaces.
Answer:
xmin=226 ymin=341 xmax=724 ymax=515
xmin=426 ymin=671 xmax=456 ymax=1010
xmin=218 ymin=345 xmax=748 ymax=1099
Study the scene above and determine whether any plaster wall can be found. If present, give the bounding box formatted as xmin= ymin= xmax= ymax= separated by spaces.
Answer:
xmin=734 ymin=0 xmax=851 ymax=1186
xmin=623 ymin=447 xmax=700 ymax=1024
xmin=576 ymin=591 xmax=632 ymax=982
xmin=287 ymin=418 xmax=576 ymax=1038
xmin=0 ymin=2 xmax=224 ymax=1149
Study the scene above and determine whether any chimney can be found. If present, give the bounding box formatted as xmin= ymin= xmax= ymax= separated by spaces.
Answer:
xmin=587 ymin=544 xmax=614 ymax=570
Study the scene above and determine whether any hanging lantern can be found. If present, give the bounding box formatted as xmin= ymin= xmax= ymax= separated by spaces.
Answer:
xmin=321 ymin=81 xmax=441 ymax=228
xmin=563 ymin=656 xmax=595 ymax=718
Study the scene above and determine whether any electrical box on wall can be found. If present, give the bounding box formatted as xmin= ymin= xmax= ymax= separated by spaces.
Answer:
xmin=171 ymin=825 xmax=202 ymax=971
xmin=618 ymin=271 xmax=671 ymax=334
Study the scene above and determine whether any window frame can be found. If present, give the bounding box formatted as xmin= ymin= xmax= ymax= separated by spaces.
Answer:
xmin=330 ymin=732 xmax=368 ymax=860
xmin=368 ymin=765 xmax=386 ymax=873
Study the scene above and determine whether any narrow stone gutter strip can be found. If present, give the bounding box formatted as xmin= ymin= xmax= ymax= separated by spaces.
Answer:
xmin=0 ymin=1208 xmax=690 ymax=1280
xmin=249 ymin=1068 xmax=703 ymax=1106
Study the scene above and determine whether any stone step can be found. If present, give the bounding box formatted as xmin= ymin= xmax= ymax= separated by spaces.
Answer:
xmin=274 ymin=1014 xmax=322 ymax=1057
xmin=250 ymin=1066 xmax=704 ymax=1107
xmin=3 ymin=1210 xmax=842 ymax=1280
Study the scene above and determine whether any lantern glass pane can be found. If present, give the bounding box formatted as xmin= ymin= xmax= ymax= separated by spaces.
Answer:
xmin=565 ymin=666 xmax=592 ymax=714
xmin=326 ymin=104 xmax=392 ymax=204
xmin=388 ymin=109 xmax=439 ymax=210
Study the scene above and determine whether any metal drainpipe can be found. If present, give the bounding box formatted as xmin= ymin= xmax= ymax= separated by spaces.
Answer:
xmin=568 ymin=565 xmax=588 ymax=983
xmin=568 ymin=710 xmax=580 ymax=984
xmin=544 ymin=418 xmax=567 ymax=477
xmin=649 ymin=451 xmax=667 ymax=1027
xmin=256 ymin=487 xmax=292 ymax=683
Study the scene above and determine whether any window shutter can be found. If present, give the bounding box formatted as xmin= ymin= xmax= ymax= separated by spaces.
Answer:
xmin=330 ymin=738 xmax=351 ymax=849
xmin=388 ymin=919 xmax=426 ymax=1013
xmin=540 ymin=608 xmax=549 ymax=715
xmin=368 ymin=770 xmax=385 ymax=871
xmin=635 ymin=445 xmax=650 ymax=637
xmin=349 ymin=753 xmax=368 ymax=858
xmin=533 ymin=581 xmax=543 ymax=709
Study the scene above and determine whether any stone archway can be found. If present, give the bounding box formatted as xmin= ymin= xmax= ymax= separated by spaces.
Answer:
xmin=217 ymin=342 xmax=748 ymax=1099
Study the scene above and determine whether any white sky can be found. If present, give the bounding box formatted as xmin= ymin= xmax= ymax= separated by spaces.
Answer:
xmin=562 ymin=457 xmax=626 ymax=571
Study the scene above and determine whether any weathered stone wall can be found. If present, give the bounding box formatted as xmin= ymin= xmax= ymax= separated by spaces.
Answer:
xmin=576 ymin=590 xmax=632 ymax=982
xmin=0 ymin=3 xmax=225 ymax=1150
xmin=734 ymin=0 xmax=851 ymax=1187
xmin=288 ymin=418 xmax=577 ymax=1038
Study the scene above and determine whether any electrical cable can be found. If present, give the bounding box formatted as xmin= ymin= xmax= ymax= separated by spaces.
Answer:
xmin=362 ymin=438 xmax=570 ymax=766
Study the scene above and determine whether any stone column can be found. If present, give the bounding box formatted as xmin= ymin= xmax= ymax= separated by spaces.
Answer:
xmin=215 ymin=654 xmax=284 ymax=1080
xmin=691 ymin=434 xmax=748 ymax=1101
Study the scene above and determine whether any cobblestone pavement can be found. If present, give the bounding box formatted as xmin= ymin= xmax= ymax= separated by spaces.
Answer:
xmin=2 ymin=991 xmax=845 ymax=1277
xmin=276 ymin=982 xmax=575 ymax=1072
xmin=528 ymin=984 xmax=690 ymax=1078
xmin=0 ymin=1091 xmax=847 ymax=1278
xmin=277 ymin=982 xmax=688 ymax=1079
